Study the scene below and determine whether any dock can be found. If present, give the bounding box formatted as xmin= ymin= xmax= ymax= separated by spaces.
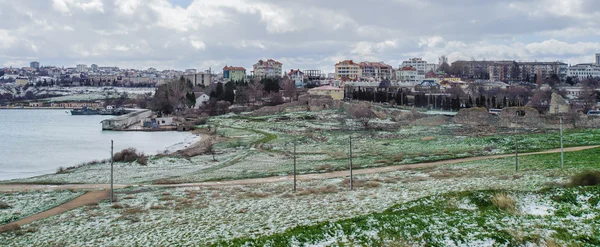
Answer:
xmin=101 ymin=110 xmax=152 ymax=130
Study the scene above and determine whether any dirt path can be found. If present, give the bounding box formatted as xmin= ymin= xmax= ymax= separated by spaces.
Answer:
xmin=0 ymin=191 xmax=108 ymax=231
xmin=1 ymin=145 xmax=597 ymax=192
xmin=0 ymin=145 xmax=596 ymax=229
xmin=163 ymin=145 xmax=599 ymax=188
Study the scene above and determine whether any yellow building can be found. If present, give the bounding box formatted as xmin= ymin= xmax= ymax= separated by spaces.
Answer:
xmin=441 ymin=77 xmax=461 ymax=82
xmin=335 ymin=60 xmax=361 ymax=81
xmin=308 ymin=86 xmax=344 ymax=100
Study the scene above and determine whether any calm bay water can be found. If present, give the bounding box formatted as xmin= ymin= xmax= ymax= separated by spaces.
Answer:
xmin=0 ymin=109 xmax=194 ymax=181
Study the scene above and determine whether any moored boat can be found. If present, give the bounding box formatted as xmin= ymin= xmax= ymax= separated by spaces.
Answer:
xmin=70 ymin=106 xmax=99 ymax=115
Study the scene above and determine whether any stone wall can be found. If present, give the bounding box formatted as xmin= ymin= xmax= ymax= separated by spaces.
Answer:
xmin=498 ymin=107 xmax=541 ymax=128
xmin=453 ymin=107 xmax=492 ymax=126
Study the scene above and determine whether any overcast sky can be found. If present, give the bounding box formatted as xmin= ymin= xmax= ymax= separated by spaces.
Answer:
xmin=1 ymin=0 xmax=600 ymax=72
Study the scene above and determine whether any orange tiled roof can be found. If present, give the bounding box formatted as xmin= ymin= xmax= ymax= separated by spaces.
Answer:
xmin=288 ymin=69 xmax=303 ymax=76
xmin=223 ymin=66 xmax=246 ymax=71
xmin=335 ymin=60 xmax=358 ymax=66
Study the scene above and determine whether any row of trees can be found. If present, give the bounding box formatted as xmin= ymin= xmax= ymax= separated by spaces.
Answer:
xmin=148 ymin=76 xmax=297 ymax=116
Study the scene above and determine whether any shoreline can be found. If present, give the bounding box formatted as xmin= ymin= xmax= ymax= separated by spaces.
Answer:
xmin=0 ymin=129 xmax=204 ymax=182
xmin=0 ymin=107 xmax=74 ymax=110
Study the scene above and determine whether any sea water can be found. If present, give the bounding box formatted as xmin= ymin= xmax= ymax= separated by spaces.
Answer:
xmin=0 ymin=109 xmax=195 ymax=180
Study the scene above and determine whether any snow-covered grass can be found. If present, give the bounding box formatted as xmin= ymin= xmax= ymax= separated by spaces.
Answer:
xmin=215 ymin=186 xmax=600 ymax=246
xmin=2 ymin=147 xmax=598 ymax=246
xmin=0 ymin=190 xmax=83 ymax=224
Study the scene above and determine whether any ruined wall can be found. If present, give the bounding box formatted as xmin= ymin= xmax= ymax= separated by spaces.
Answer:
xmin=498 ymin=107 xmax=542 ymax=128
xmin=453 ymin=107 xmax=493 ymax=126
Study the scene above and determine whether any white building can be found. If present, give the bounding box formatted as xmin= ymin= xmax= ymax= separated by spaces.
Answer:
xmin=76 ymin=64 xmax=87 ymax=72
xmin=252 ymin=59 xmax=283 ymax=78
xmin=194 ymin=93 xmax=210 ymax=109
xmin=596 ymin=53 xmax=600 ymax=66
xmin=185 ymin=69 xmax=197 ymax=74
xmin=567 ymin=64 xmax=600 ymax=80
xmin=400 ymin=58 xmax=434 ymax=82
xmin=183 ymin=72 xmax=211 ymax=87
xmin=287 ymin=69 xmax=304 ymax=87
xmin=397 ymin=66 xmax=419 ymax=84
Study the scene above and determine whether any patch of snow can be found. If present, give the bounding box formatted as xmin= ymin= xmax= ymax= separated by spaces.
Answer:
xmin=518 ymin=194 xmax=555 ymax=216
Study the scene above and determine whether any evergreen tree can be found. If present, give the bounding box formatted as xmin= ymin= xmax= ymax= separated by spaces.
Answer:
xmin=215 ymin=82 xmax=224 ymax=98
xmin=223 ymin=81 xmax=236 ymax=103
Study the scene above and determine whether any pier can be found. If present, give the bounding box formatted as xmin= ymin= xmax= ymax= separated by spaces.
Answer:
xmin=101 ymin=110 xmax=152 ymax=130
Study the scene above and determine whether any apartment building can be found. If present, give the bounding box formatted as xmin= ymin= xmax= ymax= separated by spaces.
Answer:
xmin=400 ymin=58 xmax=433 ymax=82
xmin=76 ymin=64 xmax=87 ymax=72
xmin=567 ymin=64 xmax=600 ymax=80
xmin=396 ymin=66 xmax=419 ymax=84
xmin=252 ymin=59 xmax=283 ymax=78
xmin=223 ymin=66 xmax=246 ymax=82
xmin=335 ymin=60 xmax=361 ymax=81
xmin=359 ymin=62 xmax=393 ymax=81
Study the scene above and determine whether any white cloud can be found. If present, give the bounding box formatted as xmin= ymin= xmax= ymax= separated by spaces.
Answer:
xmin=52 ymin=0 xmax=71 ymax=14
xmin=418 ymin=36 xmax=444 ymax=48
xmin=189 ymin=38 xmax=206 ymax=50
xmin=1 ymin=0 xmax=600 ymax=70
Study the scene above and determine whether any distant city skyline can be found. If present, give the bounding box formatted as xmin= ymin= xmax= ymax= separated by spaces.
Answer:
xmin=1 ymin=0 xmax=600 ymax=72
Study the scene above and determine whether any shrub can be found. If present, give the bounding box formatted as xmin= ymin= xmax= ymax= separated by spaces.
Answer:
xmin=137 ymin=154 xmax=148 ymax=166
xmin=113 ymin=148 xmax=148 ymax=165
xmin=0 ymin=201 xmax=11 ymax=209
xmin=56 ymin=166 xmax=67 ymax=174
xmin=114 ymin=148 xmax=138 ymax=163
xmin=491 ymin=193 xmax=517 ymax=213
xmin=568 ymin=171 xmax=600 ymax=187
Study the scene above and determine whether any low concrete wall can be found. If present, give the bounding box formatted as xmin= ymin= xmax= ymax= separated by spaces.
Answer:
xmin=101 ymin=110 xmax=152 ymax=130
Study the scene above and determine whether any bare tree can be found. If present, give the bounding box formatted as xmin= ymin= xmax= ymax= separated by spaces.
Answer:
xmin=282 ymin=79 xmax=297 ymax=102
xmin=347 ymin=104 xmax=377 ymax=129
xmin=248 ymin=81 xmax=264 ymax=105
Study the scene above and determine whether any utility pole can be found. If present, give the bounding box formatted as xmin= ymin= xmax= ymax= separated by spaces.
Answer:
xmin=560 ymin=117 xmax=564 ymax=169
xmin=110 ymin=140 xmax=114 ymax=203
xmin=349 ymin=135 xmax=353 ymax=190
xmin=515 ymin=113 xmax=519 ymax=172
xmin=293 ymin=141 xmax=297 ymax=192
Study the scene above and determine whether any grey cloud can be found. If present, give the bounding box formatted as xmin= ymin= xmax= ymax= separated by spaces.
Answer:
xmin=0 ymin=0 xmax=598 ymax=71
